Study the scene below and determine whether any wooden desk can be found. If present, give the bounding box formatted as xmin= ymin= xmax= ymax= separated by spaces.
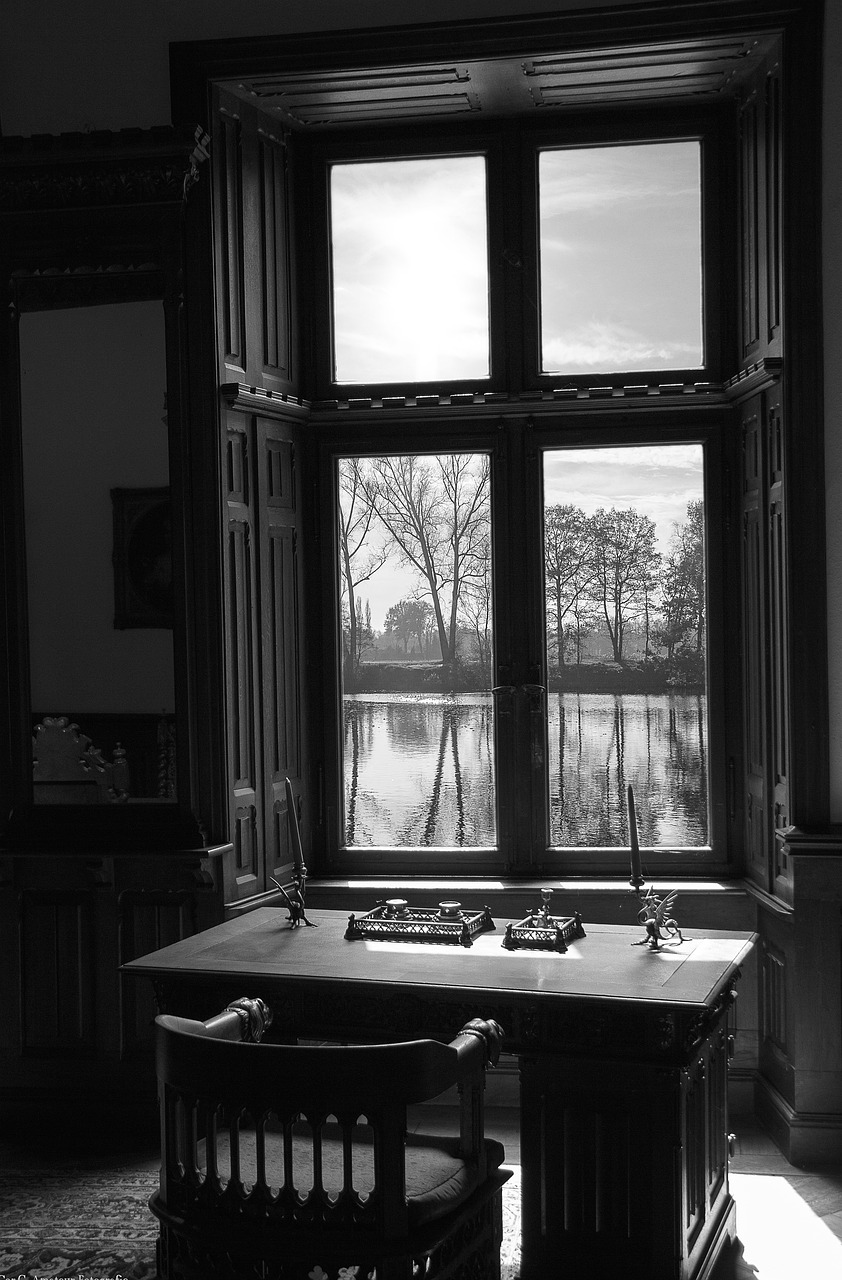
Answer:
xmin=124 ymin=907 xmax=755 ymax=1280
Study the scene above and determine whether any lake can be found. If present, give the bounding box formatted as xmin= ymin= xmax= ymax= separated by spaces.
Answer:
xmin=343 ymin=691 xmax=708 ymax=848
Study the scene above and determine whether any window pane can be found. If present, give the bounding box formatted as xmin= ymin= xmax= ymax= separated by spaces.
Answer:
xmin=543 ymin=444 xmax=707 ymax=846
xmin=539 ymin=142 xmax=703 ymax=374
xmin=330 ymin=156 xmax=490 ymax=384
xmin=337 ymin=454 xmax=494 ymax=847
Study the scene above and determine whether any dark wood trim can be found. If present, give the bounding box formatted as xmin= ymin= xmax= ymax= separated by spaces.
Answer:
xmin=169 ymin=3 xmax=812 ymax=129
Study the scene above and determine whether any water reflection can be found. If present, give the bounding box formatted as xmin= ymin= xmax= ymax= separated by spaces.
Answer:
xmin=550 ymin=693 xmax=708 ymax=846
xmin=343 ymin=692 xmax=707 ymax=848
xmin=344 ymin=694 xmax=495 ymax=847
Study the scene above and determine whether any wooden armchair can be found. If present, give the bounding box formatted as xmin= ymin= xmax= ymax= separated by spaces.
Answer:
xmin=151 ymin=997 xmax=510 ymax=1280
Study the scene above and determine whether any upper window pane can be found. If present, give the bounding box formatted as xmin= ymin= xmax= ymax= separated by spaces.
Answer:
xmin=329 ymin=156 xmax=490 ymax=384
xmin=539 ymin=142 xmax=703 ymax=375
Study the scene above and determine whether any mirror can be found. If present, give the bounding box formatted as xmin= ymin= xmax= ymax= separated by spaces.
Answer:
xmin=19 ymin=300 xmax=177 ymax=804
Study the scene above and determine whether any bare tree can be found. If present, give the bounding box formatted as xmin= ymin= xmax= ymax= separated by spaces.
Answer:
xmin=587 ymin=507 xmax=660 ymax=663
xmin=544 ymin=504 xmax=593 ymax=668
xmin=364 ymin=454 xmax=490 ymax=669
xmin=337 ymin=458 xmax=389 ymax=681
xmin=459 ymin=533 xmax=493 ymax=681
xmin=654 ymin=499 xmax=705 ymax=658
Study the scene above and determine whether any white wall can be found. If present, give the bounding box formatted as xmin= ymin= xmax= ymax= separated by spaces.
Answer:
xmin=20 ymin=302 xmax=175 ymax=714
xmin=3 ymin=0 xmax=839 ymax=816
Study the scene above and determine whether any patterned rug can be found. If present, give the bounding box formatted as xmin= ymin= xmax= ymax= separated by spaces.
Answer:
xmin=0 ymin=1165 xmax=521 ymax=1280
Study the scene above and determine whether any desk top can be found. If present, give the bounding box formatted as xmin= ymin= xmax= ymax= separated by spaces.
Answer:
xmin=124 ymin=908 xmax=756 ymax=1012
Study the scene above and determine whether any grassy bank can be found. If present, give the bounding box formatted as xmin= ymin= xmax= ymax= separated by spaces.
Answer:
xmin=346 ymin=659 xmax=704 ymax=695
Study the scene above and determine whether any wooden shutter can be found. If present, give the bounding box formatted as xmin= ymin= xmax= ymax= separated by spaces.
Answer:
xmin=213 ymin=87 xmax=308 ymax=905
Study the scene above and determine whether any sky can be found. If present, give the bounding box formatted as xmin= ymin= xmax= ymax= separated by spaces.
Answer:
xmin=330 ymin=139 xmax=703 ymax=383
xmin=539 ymin=141 xmax=703 ymax=373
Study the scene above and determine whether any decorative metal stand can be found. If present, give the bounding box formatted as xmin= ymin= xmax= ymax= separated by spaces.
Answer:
xmin=632 ymin=886 xmax=685 ymax=950
xmin=502 ymin=889 xmax=586 ymax=953
xmin=345 ymin=899 xmax=495 ymax=948
xmin=626 ymin=784 xmax=685 ymax=950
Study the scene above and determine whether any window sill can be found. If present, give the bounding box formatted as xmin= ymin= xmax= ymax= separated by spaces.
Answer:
xmin=306 ymin=876 xmax=755 ymax=931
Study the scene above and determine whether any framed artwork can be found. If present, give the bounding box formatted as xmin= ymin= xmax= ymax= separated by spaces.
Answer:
xmin=111 ymin=486 xmax=173 ymax=628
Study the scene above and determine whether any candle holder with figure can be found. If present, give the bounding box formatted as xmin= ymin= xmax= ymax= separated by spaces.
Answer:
xmin=626 ymin=783 xmax=685 ymax=950
xmin=271 ymin=777 xmax=317 ymax=929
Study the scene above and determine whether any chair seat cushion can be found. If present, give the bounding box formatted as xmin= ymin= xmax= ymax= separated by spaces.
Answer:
xmin=200 ymin=1126 xmax=505 ymax=1228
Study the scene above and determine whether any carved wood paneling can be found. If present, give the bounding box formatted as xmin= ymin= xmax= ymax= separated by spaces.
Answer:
xmin=761 ymin=938 xmax=787 ymax=1051
xmin=216 ymin=104 xmax=246 ymax=378
xmin=766 ymin=388 xmax=790 ymax=867
xmin=259 ymin=132 xmax=292 ymax=385
xmin=765 ymin=65 xmax=782 ymax=346
xmin=739 ymin=91 xmax=760 ymax=361
xmin=0 ymin=128 xmax=200 ymax=212
xmin=740 ymin=399 xmax=769 ymax=885
xmin=118 ymin=888 xmax=199 ymax=1056
xmin=222 ymin=409 xmax=305 ymax=903
xmin=18 ymin=890 xmax=96 ymax=1053
xmin=258 ymin=422 xmax=302 ymax=886
xmin=224 ymin=414 xmax=263 ymax=901
xmin=213 ymin=88 xmax=297 ymax=396
xmin=223 ymin=32 xmax=774 ymax=125
xmin=738 ymin=50 xmax=783 ymax=371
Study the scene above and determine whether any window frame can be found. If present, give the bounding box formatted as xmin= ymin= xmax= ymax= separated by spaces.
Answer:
xmin=313 ymin=401 xmax=738 ymax=879
xmin=302 ymin=101 xmax=738 ymax=879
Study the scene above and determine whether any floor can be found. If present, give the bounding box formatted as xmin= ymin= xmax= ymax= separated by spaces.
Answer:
xmin=2 ymin=1103 xmax=841 ymax=1278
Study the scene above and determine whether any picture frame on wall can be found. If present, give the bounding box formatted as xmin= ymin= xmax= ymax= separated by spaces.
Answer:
xmin=111 ymin=486 xmax=173 ymax=629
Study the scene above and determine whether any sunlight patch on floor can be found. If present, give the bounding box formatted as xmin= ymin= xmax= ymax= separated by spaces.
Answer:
xmin=731 ymin=1173 xmax=842 ymax=1278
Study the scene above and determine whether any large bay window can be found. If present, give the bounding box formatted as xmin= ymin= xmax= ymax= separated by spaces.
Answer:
xmin=194 ymin=2 xmax=824 ymax=898
xmin=303 ymin=115 xmax=731 ymax=876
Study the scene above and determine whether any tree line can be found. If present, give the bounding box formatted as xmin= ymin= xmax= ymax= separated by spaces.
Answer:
xmin=339 ymin=454 xmax=704 ymax=687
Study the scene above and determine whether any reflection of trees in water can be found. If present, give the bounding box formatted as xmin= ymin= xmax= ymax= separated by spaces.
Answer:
xmin=343 ymin=698 xmax=494 ymax=846
xmin=550 ymin=693 xmax=708 ymax=847
xmin=345 ymin=693 xmax=707 ymax=849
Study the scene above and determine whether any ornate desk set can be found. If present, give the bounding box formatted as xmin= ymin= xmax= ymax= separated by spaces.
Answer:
xmin=627 ymin=783 xmax=685 ymax=950
xmin=345 ymin=899 xmax=495 ymax=947
xmin=502 ymin=888 xmax=586 ymax=953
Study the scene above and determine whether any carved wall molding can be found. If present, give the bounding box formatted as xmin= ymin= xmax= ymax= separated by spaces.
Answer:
xmin=0 ymin=126 xmax=205 ymax=212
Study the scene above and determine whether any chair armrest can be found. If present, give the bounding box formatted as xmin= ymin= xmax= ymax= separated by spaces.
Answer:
xmin=448 ymin=1019 xmax=504 ymax=1167
xmin=158 ymin=997 xmax=273 ymax=1044
xmin=450 ymin=1018 xmax=504 ymax=1072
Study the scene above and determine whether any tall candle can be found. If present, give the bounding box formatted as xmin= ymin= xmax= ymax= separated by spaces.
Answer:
xmin=285 ymin=776 xmax=305 ymax=874
xmin=627 ymin=784 xmax=642 ymax=887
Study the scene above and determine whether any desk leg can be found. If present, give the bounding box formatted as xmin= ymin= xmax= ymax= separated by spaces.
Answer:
xmin=518 ymin=1027 xmax=736 ymax=1280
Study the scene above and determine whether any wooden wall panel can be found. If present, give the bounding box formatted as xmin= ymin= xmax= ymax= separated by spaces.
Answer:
xmin=737 ymin=52 xmax=782 ymax=371
xmin=213 ymin=87 xmax=297 ymax=395
xmin=259 ymin=133 xmax=293 ymax=388
xmin=215 ymin=103 xmax=246 ymax=379
xmin=764 ymin=65 xmax=782 ymax=348
xmin=740 ymin=399 xmax=769 ymax=888
xmin=766 ymin=388 xmax=790 ymax=888
xmin=258 ymin=421 xmax=302 ymax=887
xmin=221 ymin=406 xmax=306 ymax=906
xmin=224 ymin=414 xmax=262 ymax=901
xmin=19 ymin=890 xmax=96 ymax=1053
xmin=118 ymin=888 xmax=199 ymax=1056
xmin=738 ymin=91 xmax=761 ymax=363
